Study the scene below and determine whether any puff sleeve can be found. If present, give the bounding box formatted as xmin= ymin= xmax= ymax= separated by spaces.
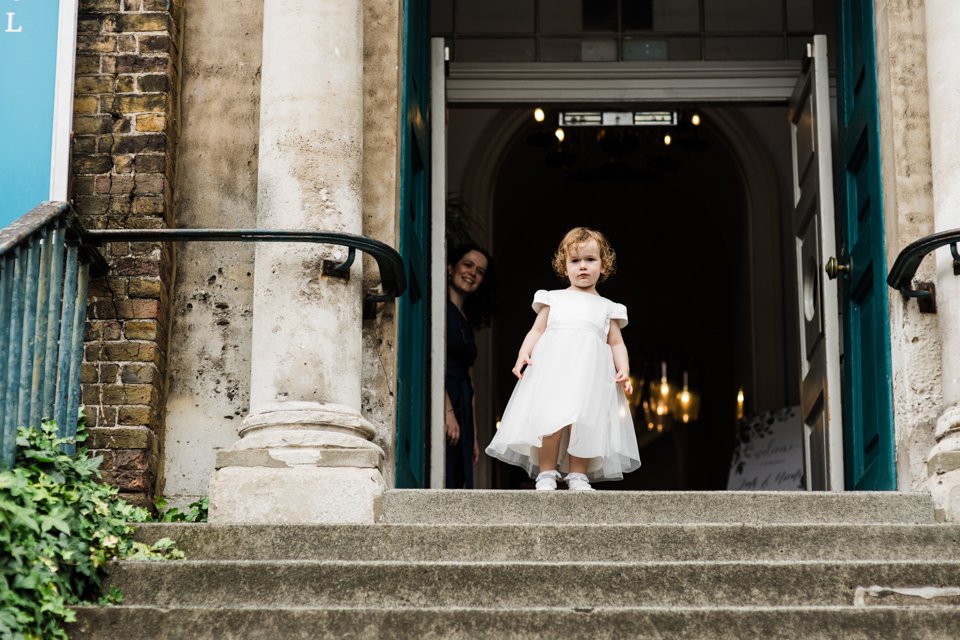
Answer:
xmin=610 ymin=302 xmax=628 ymax=329
xmin=531 ymin=289 xmax=551 ymax=314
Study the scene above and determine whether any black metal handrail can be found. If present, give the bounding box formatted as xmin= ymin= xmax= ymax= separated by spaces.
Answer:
xmin=84 ymin=228 xmax=407 ymax=308
xmin=886 ymin=227 xmax=960 ymax=313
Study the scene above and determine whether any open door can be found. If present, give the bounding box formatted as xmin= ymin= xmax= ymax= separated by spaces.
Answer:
xmin=396 ymin=0 xmax=431 ymax=488
xmin=789 ymin=35 xmax=844 ymax=490
xmin=834 ymin=0 xmax=895 ymax=490
xmin=429 ymin=37 xmax=447 ymax=488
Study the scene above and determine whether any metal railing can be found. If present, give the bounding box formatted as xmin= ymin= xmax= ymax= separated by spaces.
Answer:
xmin=0 ymin=202 xmax=107 ymax=467
xmin=1 ymin=203 xmax=407 ymax=468
xmin=886 ymin=228 xmax=960 ymax=313
xmin=84 ymin=228 xmax=407 ymax=317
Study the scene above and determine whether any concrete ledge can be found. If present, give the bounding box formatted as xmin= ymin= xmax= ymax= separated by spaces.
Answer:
xmin=103 ymin=560 xmax=960 ymax=608
xmin=69 ymin=605 xmax=960 ymax=639
xmin=382 ymin=490 xmax=936 ymax=524
xmin=928 ymin=450 xmax=960 ymax=475
xmin=133 ymin=523 xmax=960 ymax=562
xmin=208 ymin=466 xmax=383 ymax=524
xmin=215 ymin=447 xmax=381 ymax=469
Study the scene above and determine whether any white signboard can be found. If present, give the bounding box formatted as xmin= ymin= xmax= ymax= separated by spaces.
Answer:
xmin=727 ymin=406 xmax=805 ymax=491
xmin=0 ymin=0 xmax=79 ymax=226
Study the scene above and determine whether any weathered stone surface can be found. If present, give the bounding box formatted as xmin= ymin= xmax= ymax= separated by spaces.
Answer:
xmin=98 ymin=559 xmax=960 ymax=608
xmin=381 ymin=490 xmax=937 ymax=525
xmin=70 ymin=491 xmax=960 ymax=638
xmin=66 ymin=605 xmax=960 ymax=640
xmin=208 ymin=467 xmax=383 ymax=524
xmin=133 ymin=522 xmax=960 ymax=563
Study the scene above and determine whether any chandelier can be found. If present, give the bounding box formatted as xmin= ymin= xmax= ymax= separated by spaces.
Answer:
xmin=629 ymin=361 xmax=700 ymax=433
xmin=526 ymin=107 xmax=709 ymax=173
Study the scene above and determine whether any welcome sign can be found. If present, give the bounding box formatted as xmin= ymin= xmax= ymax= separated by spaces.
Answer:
xmin=0 ymin=0 xmax=78 ymax=228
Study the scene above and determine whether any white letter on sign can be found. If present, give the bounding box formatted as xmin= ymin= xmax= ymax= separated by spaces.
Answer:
xmin=6 ymin=12 xmax=23 ymax=33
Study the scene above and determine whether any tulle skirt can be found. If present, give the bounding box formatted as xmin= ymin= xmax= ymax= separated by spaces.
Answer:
xmin=486 ymin=324 xmax=641 ymax=482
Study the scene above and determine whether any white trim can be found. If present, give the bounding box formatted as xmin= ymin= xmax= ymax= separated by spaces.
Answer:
xmin=429 ymin=38 xmax=447 ymax=489
xmin=49 ymin=0 xmax=79 ymax=200
xmin=447 ymin=61 xmax=803 ymax=104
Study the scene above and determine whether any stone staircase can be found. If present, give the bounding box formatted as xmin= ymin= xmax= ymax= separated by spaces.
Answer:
xmin=71 ymin=490 xmax=960 ymax=638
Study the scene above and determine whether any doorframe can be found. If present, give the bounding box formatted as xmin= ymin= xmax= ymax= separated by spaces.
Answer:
xmin=447 ymin=71 xmax=818 ymax=486
xmin=447 ymin=61 xmax=803 ymax=104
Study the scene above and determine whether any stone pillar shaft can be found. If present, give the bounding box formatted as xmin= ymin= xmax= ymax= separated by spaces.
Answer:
xmin=251 ymin=0 xmax=364 ymax=409
xmin=209 ymin=0 xmax=383 ymax=524
xmin=924 ymin=0 xmax=960 ymax=519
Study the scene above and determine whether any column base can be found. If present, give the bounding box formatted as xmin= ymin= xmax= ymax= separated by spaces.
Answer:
xmin=209 ymin=466 xmax=384 ymax=523
xmin=928 ymin=410 xmax=960 ymax=522
xmin=209 ymin=402 xmax=385 ymax=523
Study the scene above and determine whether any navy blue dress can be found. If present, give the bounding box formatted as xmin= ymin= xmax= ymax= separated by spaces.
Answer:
xmin=446 ymin=299 xmax=476 ymax=489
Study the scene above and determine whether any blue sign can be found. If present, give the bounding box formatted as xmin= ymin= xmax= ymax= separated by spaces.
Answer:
xmin=0 ymin=0 xmax=68 ymax=228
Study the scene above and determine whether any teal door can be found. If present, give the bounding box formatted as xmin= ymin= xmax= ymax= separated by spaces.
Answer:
xmin=396 ymin=0 xmax=431 ymax=488
xmin=835 ymin=0 xmax=896 ymax=490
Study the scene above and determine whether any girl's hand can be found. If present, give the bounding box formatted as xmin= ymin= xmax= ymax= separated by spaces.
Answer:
xmin=473 ymin=439 xmax=480 ymax=465
xmin=512 ymin=353 xmax=533 ymax=379
xmin=615 ymin=369 xmax=633 ymax=395
xmin=444 ymin=410 xmax=461 ymax=445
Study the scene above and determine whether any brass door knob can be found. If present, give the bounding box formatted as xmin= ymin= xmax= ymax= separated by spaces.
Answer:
xmin=825 ymin=256 xmax=851 ymax=279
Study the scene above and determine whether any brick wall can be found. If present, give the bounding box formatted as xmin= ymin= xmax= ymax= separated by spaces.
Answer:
xmin=71 ymin=0 xmax=181 ymax=508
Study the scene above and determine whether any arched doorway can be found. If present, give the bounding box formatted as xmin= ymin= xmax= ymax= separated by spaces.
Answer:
xmin=450 ymin=105 xmax=801 ymax=489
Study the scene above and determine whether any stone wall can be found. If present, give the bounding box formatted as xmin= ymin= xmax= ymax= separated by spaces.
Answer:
xmin=874 ymin=0 xmax=941 ymax=492
xmin=72 ymin=0 xmax=182 ymax=507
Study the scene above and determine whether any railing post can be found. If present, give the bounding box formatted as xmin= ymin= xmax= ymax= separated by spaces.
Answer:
xmin=54 ymin=245 xmax=79 ymax=437
xmin=29 ymin=228 xmax=54 ymax=429
xmin=41 ymin=224 xmax=66 ymax=420
xmin=0 ymin=255 xmax=14 ymax=468
xmin=16 ymin=240 xmax=40 ymax=430
xmin=63 ymin=262 xmax=90 ymax=453
xmin=3 ymin=249 xmax=25 ymax=467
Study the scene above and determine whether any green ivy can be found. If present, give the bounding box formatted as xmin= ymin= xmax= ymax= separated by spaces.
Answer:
xmin=0 ymin=419 xmax=182 ymax=640
xmin=154 ymin=496 xmax=208 ymax=523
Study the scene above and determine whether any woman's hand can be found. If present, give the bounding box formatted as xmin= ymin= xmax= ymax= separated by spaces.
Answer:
xmin=444 ymin=410 xmax=461 ymax=445
xmin=512 ymin=353 xmax=533 ymax=379
xmin=615 ymin=368 xmax=633 ymax=395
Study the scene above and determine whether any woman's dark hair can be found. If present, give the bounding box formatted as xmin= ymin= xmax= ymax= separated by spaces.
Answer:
xmin=448 ymin=243 xmax=497 ymax=329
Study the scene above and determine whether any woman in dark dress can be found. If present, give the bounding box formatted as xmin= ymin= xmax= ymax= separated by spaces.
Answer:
xmin=445 ymin=244 xmax=496 ymax=489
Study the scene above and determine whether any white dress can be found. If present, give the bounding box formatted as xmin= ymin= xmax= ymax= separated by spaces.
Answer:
xmin=486 ymin=289 xmax=642 ymax=482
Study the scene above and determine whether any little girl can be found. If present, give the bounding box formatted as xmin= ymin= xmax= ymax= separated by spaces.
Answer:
xmin=486 ymin=227 xmax=641 ymax=491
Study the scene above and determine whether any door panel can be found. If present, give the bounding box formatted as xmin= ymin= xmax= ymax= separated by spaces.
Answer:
xmin=789 ymin=35 xmax=843 ymax=490
xmin=836 ymin=0 xmax=895 ymax=490
xmin=396 ymin=0 xmax=431 ymax=488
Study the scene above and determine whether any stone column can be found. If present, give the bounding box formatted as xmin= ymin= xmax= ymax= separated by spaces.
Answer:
xmin=209 ymin=0 xmax=384 ymax=523
xmin=924 ymin=0 xmax=960 ymax=520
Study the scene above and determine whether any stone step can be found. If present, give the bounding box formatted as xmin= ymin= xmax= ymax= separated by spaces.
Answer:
xmin=104 ymin=560 xmax=960 ymax=608
xmin=381 ymin=490 xmax=936 ymax=524
xmin=134 ymin=522 xmax=960 ymax=562
xmin=68 ymin=605 xmax=960 ymax=639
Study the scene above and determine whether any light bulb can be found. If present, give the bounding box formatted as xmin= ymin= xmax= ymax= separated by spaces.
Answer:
xmin=691 ymin=113 xmax=701 ymax=126
xmin=555 ymin=127 xmax=565 ymax=143
xmin=680 ymin=391 xmax=690 ymax=405
xmin=534 ymin=107 xmax=545 ymax=122
xmin=664 ymin=134 xmax=672 ymax=146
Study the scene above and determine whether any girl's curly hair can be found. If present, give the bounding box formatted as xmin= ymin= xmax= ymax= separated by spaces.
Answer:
xmin=448 ymin=243 xmax=497 ymax=328
xmin=552 ymin=227 xmax=617 ymax=281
